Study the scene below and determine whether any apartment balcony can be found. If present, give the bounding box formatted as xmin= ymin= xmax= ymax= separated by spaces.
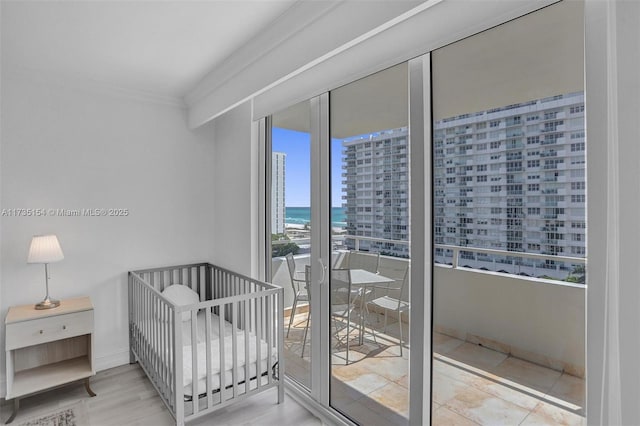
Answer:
xmin=273 ymin=240 xmax=585 ymax=425
xmin=543 ymin=175 xmax=567 ymax=183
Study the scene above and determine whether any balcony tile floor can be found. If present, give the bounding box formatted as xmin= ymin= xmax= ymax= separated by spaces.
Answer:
xmin=285 ymin=310 xmax=585 ymax=425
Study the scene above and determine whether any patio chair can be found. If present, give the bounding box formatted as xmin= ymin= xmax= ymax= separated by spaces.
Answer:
xmin=331 ymin=268 xmax=358 ymax=364
xmin=367 ymin=265 xmax=410 ymax=355
xmin=286 ymin=253 xmax=309 ymax=338
xmin=301 ymin=265 xmax=311 ymax=358
xmin=347 ymin=250 xmax=380 ymax=315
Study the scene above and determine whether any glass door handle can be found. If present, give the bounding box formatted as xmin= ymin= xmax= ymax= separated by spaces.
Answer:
xmin=318 ymin=258 xmax=327 ymax=285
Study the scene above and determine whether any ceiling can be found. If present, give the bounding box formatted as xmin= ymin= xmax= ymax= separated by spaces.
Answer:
xmin=1 ymin=0 xmax=297 ymax=100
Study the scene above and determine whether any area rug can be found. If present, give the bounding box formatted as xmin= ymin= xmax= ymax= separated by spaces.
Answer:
xmin=16 ymin=401 xmax=89 ymax=426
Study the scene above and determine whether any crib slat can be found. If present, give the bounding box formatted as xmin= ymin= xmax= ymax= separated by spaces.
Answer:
xmin=166 ymin=301 xmax=171 ymax=401
xmin=255 ymin=295 xmax=262 ymax=392
xmin=231 ymin=302 xmax=238 ymax=398
xmin=156 ymin=293 xmax=160 ymax=385
xmin=191 ymin=308 xmax=198 ymax=415
xmin=266 ymin=295 xmax=272 ymax=386
xmin=169 ymin=307 xmax=175 ymax=411
xmin=151 ymin=289 xmax=157 ymax=384
xmin=151 ymin=294 xmax=155 ymax=380
xmin=174 ymin=308 xmax=184 ymax=424
xmin=244 ymin=297 xmax=250 ymax=396
xmin=158 ymin=296 xmax=163 ymax=393
xmin=218 ymin=303 xmax=226 ymax=402
xmin=277 ymin=284 xmax=285 ymax=403
xmin=140 ymin=284 xmax=144 ymax=368
xmin=167 ymin=304 xmax=172 ymax=403
xmin=204 ymin=306 xmax=213 ymax=410
xmin=158 ymin=298 xmax=163 ymax=398
xmin=143 ymin=286 xmax=148 ymax=375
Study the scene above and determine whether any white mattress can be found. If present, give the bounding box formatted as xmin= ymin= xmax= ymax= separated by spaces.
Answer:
xmin=180 ymin=312 xmax=277 ymax=397
xmin=138 ymin=311 xmax=278 ymax=397
xmin=179 ymin=311 xmax=235 ymax=346
xmin=182 ymin=333 xmax=277 ymax=396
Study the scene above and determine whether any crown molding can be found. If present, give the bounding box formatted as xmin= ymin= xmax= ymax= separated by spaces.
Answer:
xmin=187 ymin=0 xmax=558 ymax=128
xmin=184 ymin=0 xmax=341 ymax=106
xmin=2 ymin=65 xmax=186 ymax=109
xmin=186 ymin=0 xmax=425 ymax=128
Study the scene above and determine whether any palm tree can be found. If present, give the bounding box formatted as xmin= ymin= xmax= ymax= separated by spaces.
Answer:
xmin=566 ymin=264 xmax=586 ymax=284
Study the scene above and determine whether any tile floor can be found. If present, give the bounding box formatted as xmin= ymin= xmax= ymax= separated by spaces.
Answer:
xmin=285 ymin=309 xmax=585 ymax=425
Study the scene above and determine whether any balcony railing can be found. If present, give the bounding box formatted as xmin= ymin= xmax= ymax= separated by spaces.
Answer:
xmin=435 ymin=243 xmax=586 ymax=282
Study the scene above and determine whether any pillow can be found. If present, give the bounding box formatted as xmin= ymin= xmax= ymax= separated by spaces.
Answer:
xmin=161 ymin=284 xmax=200 ymax=321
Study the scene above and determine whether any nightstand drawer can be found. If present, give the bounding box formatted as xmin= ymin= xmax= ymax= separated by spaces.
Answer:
xmin=6 ymin=310 xmax=93 ymax=350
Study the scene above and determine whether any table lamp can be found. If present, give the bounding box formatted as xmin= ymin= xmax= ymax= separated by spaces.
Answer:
xmin=28 ymin=234 xmax=64 ymax=309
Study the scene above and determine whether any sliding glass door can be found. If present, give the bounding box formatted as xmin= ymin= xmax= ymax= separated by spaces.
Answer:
xmin=329 ymin=63 xmax=411 ymax=425
xmin=266 ymin=64 xmax=412 ymax=425
xmin=262 ymin=2 xmax=587 ymax=425
xmin=269 ymin=100 xmax=315 ymax=389
xmin=430 ymin=2 xmax=586 ymax=424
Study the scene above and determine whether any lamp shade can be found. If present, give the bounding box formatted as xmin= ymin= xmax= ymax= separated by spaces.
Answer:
xmin=27 ymin=235 xmax=64 ymax=264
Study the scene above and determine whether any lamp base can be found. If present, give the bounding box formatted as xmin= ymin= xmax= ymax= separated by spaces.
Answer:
xmin=35 ymin=298 xmax=60 ymax=310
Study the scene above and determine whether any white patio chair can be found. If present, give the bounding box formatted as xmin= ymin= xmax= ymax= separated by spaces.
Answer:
xmin=347 ymin=250 xmax=380 ymax=317
xmin=331 ymin=268 xmax=358 ymax=364
xmin=367 ymin=265 xmax=410 ymax=355
xmin=347 ymin=250 xmax=380 ymax=273
xmin=301 ymin=265 xmax=311 ymax=358
xmin=286 ymin=253 xmax=309 ymax=338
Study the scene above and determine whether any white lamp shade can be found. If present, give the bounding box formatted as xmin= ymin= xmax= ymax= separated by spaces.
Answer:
xmin=27 ymin=235 xmax=64 ymax=264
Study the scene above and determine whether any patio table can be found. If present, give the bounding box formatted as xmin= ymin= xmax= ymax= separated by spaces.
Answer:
xmin=348 ymin=269 xmax=395 ymax=345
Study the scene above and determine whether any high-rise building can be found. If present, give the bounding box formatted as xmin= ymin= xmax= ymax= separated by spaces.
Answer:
xmin=341 ymin=92 xmax=586 ymax=277
xmin=433 ymin=91 xmax=586 ymax=278
xmin=342 ymin=129 xmax=410 ymax=258
xmin=272 ymin=151 xmax=286 ymax=235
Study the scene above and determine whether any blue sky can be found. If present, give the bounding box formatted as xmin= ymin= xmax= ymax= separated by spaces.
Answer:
xmin=272 ymin=127 xmax=344 ymax=207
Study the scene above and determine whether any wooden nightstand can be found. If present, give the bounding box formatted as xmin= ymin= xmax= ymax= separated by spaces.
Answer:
xmin=4 ymin=296 xmax=96 ymax=424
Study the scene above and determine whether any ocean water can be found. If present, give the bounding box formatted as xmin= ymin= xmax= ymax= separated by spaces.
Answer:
xmin=286 ymin=207 xmax=346 ymax=228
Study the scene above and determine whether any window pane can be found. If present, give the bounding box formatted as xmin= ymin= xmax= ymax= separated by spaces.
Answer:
xmin=432 ymin=2 xmax=586 ymax=424
xmin=330 ymin=62 xmax=410 ymax=425
xmin=270 ymin=101 xmax=313 ymax=389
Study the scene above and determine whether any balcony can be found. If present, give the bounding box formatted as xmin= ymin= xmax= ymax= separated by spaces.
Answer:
xmin=273 ymin=240 xmax=585 ymax=425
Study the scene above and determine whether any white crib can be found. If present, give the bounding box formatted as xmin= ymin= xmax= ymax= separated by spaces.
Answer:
xmin=128 ymin=263 xmax=284 ymax=425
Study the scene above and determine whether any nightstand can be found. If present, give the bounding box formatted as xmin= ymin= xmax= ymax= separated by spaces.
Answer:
xmin=4 ymin=296 xmax=96 ymax=424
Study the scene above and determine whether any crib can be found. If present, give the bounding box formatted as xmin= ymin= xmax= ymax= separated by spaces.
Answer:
xmin=128 ymin=263 xmax=284 ymax=426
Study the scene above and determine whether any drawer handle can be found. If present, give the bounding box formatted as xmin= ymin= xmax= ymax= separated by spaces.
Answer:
xmin=39 ymin=330 xmax=43 ymax=334
xmin=63 ymin=325 xmax=67 ymax=330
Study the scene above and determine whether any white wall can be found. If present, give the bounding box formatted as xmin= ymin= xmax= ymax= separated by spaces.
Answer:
xmin=210 ymin=101 xmax=257 ymax=277
xmin=0 ymin=74 xmax=216 ymax=396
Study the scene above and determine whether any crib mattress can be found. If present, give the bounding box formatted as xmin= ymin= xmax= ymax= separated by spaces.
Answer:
xmin=138 ymin=311 xmax=278 ymax=397
xmin=182 ymin=333 xmax=278 ymax=397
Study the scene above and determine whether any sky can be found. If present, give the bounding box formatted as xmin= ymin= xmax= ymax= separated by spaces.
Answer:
xmin=272 ymin=127 xmax=344 ymax=207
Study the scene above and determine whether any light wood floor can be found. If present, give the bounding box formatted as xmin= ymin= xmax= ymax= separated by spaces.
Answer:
xmin=0 ymin=364 xmax=321 ymax=426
